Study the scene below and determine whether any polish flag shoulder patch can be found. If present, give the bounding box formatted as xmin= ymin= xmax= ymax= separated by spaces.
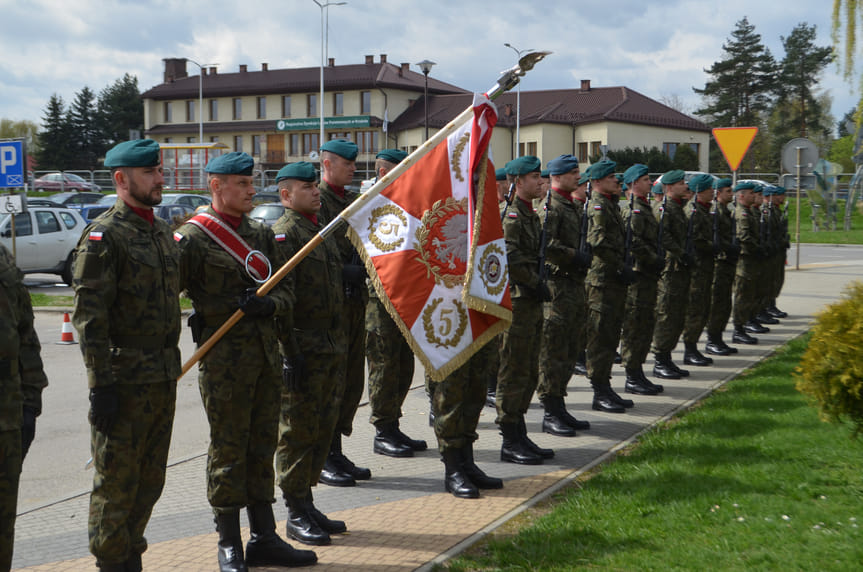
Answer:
xmin=507 ymin=212 xmax=518 ymax=218
xmin=593 ymin=205 xmax=603 ymax=211
xmin=88 ymin=231 xmax=103 ymax=241
xmin=275 ymin=233 xmax=287 ymax=242
xmin=633 ymin=209 xmax=642 ymax=214
xmin=173 ymin=232 xmax=183 ymax=242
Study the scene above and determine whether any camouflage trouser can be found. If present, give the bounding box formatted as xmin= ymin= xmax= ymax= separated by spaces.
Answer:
xmin=0 ymin=429 xmax=22 ymax=571
xmin=426 ymin=341 xmax=495 ymax=453
xmin=276 ymin=347 xmax=345 ymax=499
xmin=89 ymin=381 xmax=176 ymax=564
xmin=771 ymin=251 xmax=786 ymax=301
xmin=366 ymin=297 xmax=415 ymax=427
xmin=706 ymin=259 xmax=736 ymax=339
xmin=683 ymin=254 xmax=715 ymax=343
xmin=620 ymin=274 xmax=658 ymax=370
xmin=337 ymin=297 xmax=366 ymax=436
xmin=586 ymin=278 xmax=626 ymax=387
xmin=495 ymin=296 xmax=542 ymax=425
xmin=652 ymin=264 xmax=691 ymax=353
xmin=199 ymin=336 xmax=279 ymax=513
xmin=537 ymin=276 xmax=584 ymax=401
xmin=732 ymin=257 xmax=760 ymax=327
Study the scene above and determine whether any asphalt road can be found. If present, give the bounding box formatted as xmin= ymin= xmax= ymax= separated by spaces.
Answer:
xmin=17 ymin=243 xmax=863 ymax=515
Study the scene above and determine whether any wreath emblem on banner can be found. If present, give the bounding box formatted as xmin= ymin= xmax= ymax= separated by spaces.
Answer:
xmin=367 ymin=204 xmax=408 ymax=252
xmin=478 ymin=243 xmax=507 ymax=296
xmin=414 ymin=197 xmax=469 ymax=288
xmin=422 ymin=297 xmax=468 ymax=348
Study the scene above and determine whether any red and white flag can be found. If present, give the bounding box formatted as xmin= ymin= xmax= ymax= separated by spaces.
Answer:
xmin=345 ymin=94 xmax=512 ymax=380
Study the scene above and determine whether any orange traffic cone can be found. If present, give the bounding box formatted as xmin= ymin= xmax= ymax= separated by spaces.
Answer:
xmin=56 ymin=312 xmax=77 ymax=345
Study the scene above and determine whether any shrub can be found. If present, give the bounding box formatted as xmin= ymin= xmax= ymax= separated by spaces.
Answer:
xmin=795 ymin=281 xmax=863 ymax=436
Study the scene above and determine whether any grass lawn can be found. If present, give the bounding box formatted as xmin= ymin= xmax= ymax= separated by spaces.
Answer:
xmin=785 ymin=197 xmax=863 ymax=244
xmin=444 ymin=335 xmax=863 ymax=571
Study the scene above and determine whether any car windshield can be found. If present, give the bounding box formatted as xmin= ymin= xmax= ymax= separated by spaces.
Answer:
xmin=98 ymin=194 xmax=117 ymax=205
xmin=66 ymin=173 xmax=86 ymax=182
xmin=250 ymin=205 xmax=284 ymax=218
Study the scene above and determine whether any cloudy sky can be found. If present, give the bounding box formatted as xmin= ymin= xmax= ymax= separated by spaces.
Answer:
xmin=0 ymin=0 xmax=857 ymax=132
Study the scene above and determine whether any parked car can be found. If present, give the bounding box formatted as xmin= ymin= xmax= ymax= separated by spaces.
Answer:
xmin=33 ymin=172 xmax=101 ymax=192
xmin=0 ymin=207 xmax=86 ymax=284
xmin=249 ymin=203 xmax=285 ymax=226
xmin=50 ymin=191 xmax=105 ymax=208
xmin=155 ymin=204 xmax=196 ymax=225
xmin=79 ymin=205 xmax=112 ymax=222
xmin=26 ymin=198 xmax=63 ymax=208
xmin=159 ymin=193 xmax=212 ymax=209
xmin=253 ymin=187 xmax=281 ymax=205
xmin=96 ymin=194 xmax=118 ymax=206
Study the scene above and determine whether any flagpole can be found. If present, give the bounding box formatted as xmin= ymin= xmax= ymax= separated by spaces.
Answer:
xmin=178 ymin=51 xmax=551 ymax=378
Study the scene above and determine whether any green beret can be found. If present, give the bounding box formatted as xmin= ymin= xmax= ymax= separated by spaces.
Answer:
xmin=688 ymin=173 xmax=714 ymax=192
xmin=762 ymin=186 xmax=775 ymax=197
xmin=504 ymin=155 xmax=542 ymax=176
xmin=622 ymin=164 xmax=649 ymax=185
xmin=495 ymin=168 xmax=507 ymax=181
xmin=547 ymin=154 xmax=580 ymax=176
xmin=276 ymin=161 xmax=317 ymax=183
xmin=713 ymin=177 xmax=732 ymax=189
xmin=321 ymin=138 xmax=358 ymax=160
xmin=588 ymin=160 xmax=616 ymax=180
xmin=734 ymin=181 xmax=758 ymax=192
xmin=772 ymin=186 xmax=786 ymax=196
xmin=205 ymin=152 xmax=254 ymax=175
xmin=578 ymin=172 xmax=590 ymax=186
xmin=660 ymin=169 xmax=685 ymax=185
xmin=540 ymin=169 xmax=550 ymax=178
xmin=376 ymin=148 xmax=407 ymax=164
xmin=104 ymin=139 xmax=160 ymax=168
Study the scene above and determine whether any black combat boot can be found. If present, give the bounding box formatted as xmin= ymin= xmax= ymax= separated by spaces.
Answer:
xmin=329 ymin=433 xmax=371 ymax=481
xmin=373 ymin=422 xmax=414 ymax=457
xmin=499 ymin=422 xmax=543 ymax=465
xmin=215 ymin=510 xmax=248 ymax=572
xmin=591 ymin=385 xmax=625 ymax=413
xmin=442 ymin=448 xmax=480 ymax=498
xmin=573 ymin=351 xmax=588 ymax=376
xmin=624 ymin=368 xmax=660 ymax=395
xmin=126 ymin=553 xmax=142 ymax=572
xmin=767 ymin=301 xmax=788 ymax=318
xmin=667 ymin=354 xmax=690 ymax=377
xmin=652 ymin=352 xmax=681 ymax=379
xmin=553 ymin=395 xmax=591 ymax=430
xmin=635 ymin=365 xmax=664 ymax=393
xmin=518 ymin=416 xmax=554 ymax=458
xmin=284 ymin=495 xmax=330 ymax=546
xmin=744 ymin=319 xmax=769 ymax=333
xmin=305 ymin=491 xmax=347 ymax=535
xmin=246 ymin=503 xmax=317 ymax=568
xmin=462 ymin=442 xmax=503 ymax=489
xmin=486 ymin=374 xmax=497 ymax=407
xmin=96 ymin=562 xmax=127 ymax=572
xmin=541 ymin=397 xmax=577 ymax=437
xmin=756 ymin=310 xmax=779 ymax=324
xmin=319 ymin=452 xmax=356 ymax=488
xmin=732 ymin=325 xmax=758 ymax=344
xmin=705 ymin=335 xmax=733 ymax=356
xmin=394 ymin=423 xmax=428 ymax=451
xmin=683 ymin=342 xmax=713 ymax=366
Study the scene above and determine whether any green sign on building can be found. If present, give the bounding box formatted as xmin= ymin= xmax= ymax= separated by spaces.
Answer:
xmin=276 ymin=115 xmax=371 ymax=131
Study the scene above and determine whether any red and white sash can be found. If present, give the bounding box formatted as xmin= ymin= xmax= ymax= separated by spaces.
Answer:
xmin=185 ymin=213 xmax=271 ymax=281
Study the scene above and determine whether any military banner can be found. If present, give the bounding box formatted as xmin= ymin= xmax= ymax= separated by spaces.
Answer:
xmin=345 ymin=94 xmax=512 ymax=380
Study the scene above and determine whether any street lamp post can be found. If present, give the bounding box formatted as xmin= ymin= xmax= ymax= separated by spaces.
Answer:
xmin=312 ymin=0 xmax=347 ymax=153
xmin=416 ymin=59 xmax=436 ymax=141
xmin=184 ymin=58 xmax=216 ymax=188
xmin=504 ymin=43 xmax=532 ymax=158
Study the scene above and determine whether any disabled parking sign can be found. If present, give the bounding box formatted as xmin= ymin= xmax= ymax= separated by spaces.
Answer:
xmin=0 ymin=140 xmax=25 ymax=187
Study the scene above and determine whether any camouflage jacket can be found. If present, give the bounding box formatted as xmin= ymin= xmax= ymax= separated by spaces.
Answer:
xmin=621 ymin=195 xmax=661 ymax=276
xmin=502 ymin=196 xmax=542 ymax=298
xmin=72 ymin=200 xmax=181 ymax=388
xmin=0 ymin=245 xmax=47 ymax=430
xmin=688 ymin=199 xmax=714 ymax=260
xmin=654 ymin=196 xmax=687 ymax=266
xmin=544 ymin=188 xmax=585 ymax=280
xmin=715 ymin=201 xmax=735 ymax=262
xmin=735 ymin=204 xmax=761 ymax=257
xmin=176 ymin=207 xmax=293 ymax=355
xmin=319 ymin=180 xmax=369 ymax=304
xmin=586 ymin=191 xmax=625 ymax=282
xmin=272 ymin=209 xmax=345 ymax=356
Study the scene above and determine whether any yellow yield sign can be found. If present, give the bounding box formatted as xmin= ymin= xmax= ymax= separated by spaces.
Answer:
xmin=712 ymin=127 xmax=758 ymax=171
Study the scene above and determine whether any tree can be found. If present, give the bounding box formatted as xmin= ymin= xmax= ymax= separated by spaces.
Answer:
xmin=671 ymin=143 xmax=699 ymax=171
xmin=828 ymin=133 xmax=856 ymax=171
xmin=838 ymin=107 xmax=857 ymax=137
xmin=67 ymin=86 xmax=102 ymax=169
xmin=0 ymin=119 xmax=40 ymax=154
xmin=775 ymin=23 xmax=834 ymax=139
xmin=35 ymin=94 xmax=72 ymax=170
xmin=98 ymin=74 xmax=143 ymax=148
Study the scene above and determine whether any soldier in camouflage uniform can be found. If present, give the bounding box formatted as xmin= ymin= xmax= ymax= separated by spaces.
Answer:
xmin=584 ymin=160 xmax=636 ymax=414
xmin=0 ymin=244 xmax=47 ymax=571
xmin=744 ymin=187 xmax=773 ymax=334
xmin=704 ymin=178 xmax=740 ymax=356
xmin=71 ymin=140 xmax=179 ymax=572
xmin=536 ymin=154 xmax=592 ymax=436
xmin=618 ymin=164 xmax=665 ymax=396
xmin=730 ymin=181 xmax=762 ymax=345
xmin=271 ymin=162 xmax=348 ymax=547
xmin=316 ymin=139 xmax=372 ymax=486
xmin=651 ymin=170 xmax=693 ymax=380
xmin=176 ymin=152 xmax=315 ymax=571
xmin=681 ymin=174 xmax=716 ymax=367
xmin=366 ymin=149 xmax=427 ymax=458
xmin=571 ymin=172 xmax=591 ymax=377
xmin=496 ymin=155 xmax=553 ymax=465
xmin=766 ymin=187 xmax=790 ymax=318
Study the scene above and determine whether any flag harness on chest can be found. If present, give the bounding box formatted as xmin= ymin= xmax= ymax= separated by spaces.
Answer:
xmin=185 ymin=213 xmax=272 ymax=283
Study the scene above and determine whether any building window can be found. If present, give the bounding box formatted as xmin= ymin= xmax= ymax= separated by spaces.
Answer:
xmin=360 ymin=91 xmax=371 ymax=114
xmin=329 ymin=132 xmax=351 ymax=141
xmin=290 ymin=133 xmax=300 ymax=155
xmin=252 ymin=135 xmax=262 ymax=156
xmin=186 ymin=136 xmax=195 ymax=143
xmin=164 ymin=137 xmax=173 ymax=144
xmin=209 ymin=136 xmax=219 ymax=143
xmin=519 ymin=142 xmax=537 ymax=156
xmin=590 ymin=141 xmax=602 ymax=158
xmin=307 ymin=94 xmax=317 ymax=117
xmin=662 ymin=142 xmax=678 ymax=159
xmin=356 ymin=130 xmax=379 ymax=154
xmin=282 ymin=96 xmax=292 ymax=117
xmin=234 ymin=135 xmax=243 ymax=152
xmin=164 ymin=102 xmax=172 ymax=123
xmin=577 ymin=142 xmax=588 ymax=163
xmin=185 ymin=100 xmax=195 ymax=122
xmin=302 ymin=133 xmax=320 ymax=155
xmin=233 ymin=98 xmax=242 ymax=120
xmin=334 ymin=93 xmax=344 ymax=116
xmin=687 ymin=142 xmax=700 ymax=156
xmin=209 ymin=99 xmax=218 ymax=121
xmin=257 ymin=97 xmax=266 ymax=119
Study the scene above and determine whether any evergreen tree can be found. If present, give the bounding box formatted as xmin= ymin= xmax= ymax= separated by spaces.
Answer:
xmin=775 ymin=23 xmax=834 ymax=139
xmin=671 ymin=144 xmax=699 ymax=171
xmin=35 ymin=94 xmax=72 ymax=170
xmin=98 ymin=74 xmax=143 ymax=148
xmin=0 ymin=119 xmax=40 ymax=154
xmin=67 ymin=86 xmax=101 ymax=169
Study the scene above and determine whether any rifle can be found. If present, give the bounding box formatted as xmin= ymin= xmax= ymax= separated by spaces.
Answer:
xmin=730 ymin=193 xmax=739 ymax=249
xmin=578 ymin=180 xmax=592 ymax=256
xmin=623 ymin=190 xmax=635 ymax=273
xmin=500 ymin=181 xmax=516 ymax=222
xmin=711 ymin=187 xmax=720 ymax=255
xmin=759 ymin=198 xmax=768 ymax=257
xmin=537 ymin=188 xmax=552 ymax=296
xmin=656 ymin=191 xmax=668 ymax=261
xmin=683 ymin=196 xmax=696 ymax=265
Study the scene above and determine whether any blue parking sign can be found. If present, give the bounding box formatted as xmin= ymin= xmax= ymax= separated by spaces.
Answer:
xmin=0 ymin=141 xmax=25 ymax=187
